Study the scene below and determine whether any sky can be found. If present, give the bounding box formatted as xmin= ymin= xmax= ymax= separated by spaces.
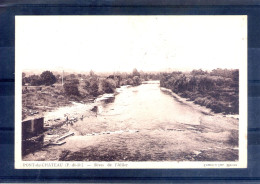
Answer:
xmin=15 ymin=15 xmax=247 ymax=73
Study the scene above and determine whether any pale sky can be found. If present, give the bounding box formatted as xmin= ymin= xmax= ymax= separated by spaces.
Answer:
xmin=15 ymin=15 xmax=247 ymax=72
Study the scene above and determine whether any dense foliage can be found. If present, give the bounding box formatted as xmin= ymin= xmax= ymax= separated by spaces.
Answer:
xmin=63 ymin=82 xmax=80 ymax=97
xmin=23 ymin=71 xmax=57 ymax=86
xmin=84 ymin=77 xmax=101 ymax=97
xmin=81 ymin=69 xmax=145 ymax=97
xmin=160 ymin=69 xmax=239 ymax=114
xmin=40 ymin=71 xmax=57 ymax=85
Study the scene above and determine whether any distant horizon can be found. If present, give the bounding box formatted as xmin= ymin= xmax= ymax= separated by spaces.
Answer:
xmin=22 ymin=67 xmax=239 ymax=76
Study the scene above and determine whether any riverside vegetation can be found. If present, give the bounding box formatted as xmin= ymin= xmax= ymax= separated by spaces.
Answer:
xmin=160 ymin=69 xmax=239 ymax=114
xmin=22 ymin=68 xmax=238 ymax=120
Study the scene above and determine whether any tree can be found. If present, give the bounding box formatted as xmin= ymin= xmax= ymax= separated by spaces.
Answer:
xmin=40 ymin=71 xmax=57 ymax=86
xmin=133 ymin=76 xmax=141 ymax=86
xmin=132 ymin=68 xmax=140 ymax=77
xmin=231 ymin=69 xmax=239 ymax=89
xmin=69 ymin=74 xmax=76 ymax=79
xmin=191 ymin=69 xmax=207 ymax=75
xmin=85 ymin=80 xmax=91 ymax=89
xmin=90 ymin=80 xmax=99 ymax=96
xmin=22 ymin=73 xmax=26 ymax=85
xmin=90 ymin=70 xmax=95 ymax=77
xmin=29 ymin=75 xmax=42 ymax=86
xmin=232 ymin=70 xmax=239 ymax=82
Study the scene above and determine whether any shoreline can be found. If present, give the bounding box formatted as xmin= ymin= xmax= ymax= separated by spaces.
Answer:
xmin=160 ymin=87 xmax=239 ymax=120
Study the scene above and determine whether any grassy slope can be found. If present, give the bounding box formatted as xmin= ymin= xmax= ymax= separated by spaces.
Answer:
xmin=22 ymin=84 xmax=71 ymax=120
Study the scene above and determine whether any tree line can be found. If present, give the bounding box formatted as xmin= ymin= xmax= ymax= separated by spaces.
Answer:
xmin=22 ymin=71 xmax=57 ymax=86
xmin=22 ymin=69 xmax=161 ymax=100
xmin=160 ymin=69 xmax=239 ymax=114
xmin=22 ymin=68 xmax=239 ymax=114
xmin=63 ymin=69 xmax=146 ymax=99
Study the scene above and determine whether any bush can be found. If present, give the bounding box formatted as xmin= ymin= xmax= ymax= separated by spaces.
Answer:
xmin=126 ymin=78 xmax=134 ymax=85
xmin=211 ymin=103 xmax=222 ymax=113
xmin=100 ymin=79 xmax=116 ymax=94
xmin=57 ymin=95 xmax=64 ymax=100
xmin=63 ymin=82 xmax=80 ymax=96
xmin=120 ymin=80 xmax=127 ymax=86
xmin=231 ymin=100 xmax=239 ymax=114
xmin=70 ymin=79 xmax=79 ymax=85
xmin=208 ymin=91 xmax=220 ymax=99
xmin=69 ymin=95 xmax=82 ymax=101
xmin=84 ymin=78 xmax=99 ymax=97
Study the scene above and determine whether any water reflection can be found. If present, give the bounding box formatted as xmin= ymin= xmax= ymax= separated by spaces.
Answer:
xmin=102 ymin=96 xmax=115 ymax=104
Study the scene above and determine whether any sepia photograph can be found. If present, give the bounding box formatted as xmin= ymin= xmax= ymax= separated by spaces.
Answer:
xmin=15 ymin=15 xmax=247 ymax=168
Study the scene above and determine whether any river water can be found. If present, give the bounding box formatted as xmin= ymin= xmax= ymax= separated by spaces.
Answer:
xmin=24 ymin=81 xmax=239 ymax=161
xmin=96 ymin=81 xmax=202 ymax=129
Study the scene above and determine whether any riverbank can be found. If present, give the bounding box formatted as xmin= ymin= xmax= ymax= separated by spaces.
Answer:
xmin=160 ymin=87 xmax=239 ymax=119
xmin=160 ymin=70 xmax=239 ymax=115
xmin=22 ymin=79 xmax=142 ymax=121
xmin=22 ymin=84 xmax=127 ymax=156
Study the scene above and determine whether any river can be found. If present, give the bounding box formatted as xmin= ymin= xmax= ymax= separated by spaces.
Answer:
xmin=23 ymin=81 xmax=239 ymax=161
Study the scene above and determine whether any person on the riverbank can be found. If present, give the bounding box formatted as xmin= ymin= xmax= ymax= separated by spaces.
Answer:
xmin=80 ymin=115 xmax=84 ymax=120
xmin=91 ymin=106 xmax=98 ymax=117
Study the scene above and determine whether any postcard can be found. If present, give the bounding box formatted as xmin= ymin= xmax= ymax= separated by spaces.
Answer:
xmin=15 ymin=15 xmax=247 ymax=169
